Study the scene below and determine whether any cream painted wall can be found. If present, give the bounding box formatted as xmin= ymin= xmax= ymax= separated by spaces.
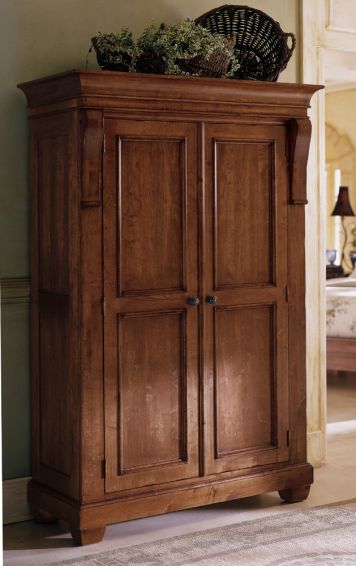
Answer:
xmin=0 ymin=1 xmax=299 ymax=478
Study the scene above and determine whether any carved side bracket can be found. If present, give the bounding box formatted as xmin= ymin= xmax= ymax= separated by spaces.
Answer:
xmin=80 ymin=109 xmax=103 ymax=207
xmin=288 ymin=118 xmax=312 ymax=205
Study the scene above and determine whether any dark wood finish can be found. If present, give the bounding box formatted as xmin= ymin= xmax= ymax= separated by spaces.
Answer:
xmin=213 ymin=137 xmax=273 ymax=286
xmin=29 ymin=112 xmax=80 ymax=500
xmin=288 ymin=118 xmax=312 ymax=204
xmin=18 ymin=70 xmax=319 ymax=118
xmin=19 ymin=71 xmax=321 ymax=545
xmin=103 ymin=119 xmax=199 ymax=492
xmin=80 ymin=109 xmax=103 ymax=207
xmin=279 ymin=485 xmax=311 ymax=503
xmin=29 ymin=463 xmax=313 ymax=528
xmin=327 ymin=337 xmax=356 ymax=371
xmin=204 ymin=123 xmax=289 ymax=476
xmin=29 ymin=505 xmax=58 ymax=524
xmin=70 ymin=526 xmax=106 ymax=546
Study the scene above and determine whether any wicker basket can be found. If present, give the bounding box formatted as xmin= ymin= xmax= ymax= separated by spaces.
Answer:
xmin=178 ymin=36 xmax=236 ymax=77
xmin=195 ymin=4 xmax=296 ymax=81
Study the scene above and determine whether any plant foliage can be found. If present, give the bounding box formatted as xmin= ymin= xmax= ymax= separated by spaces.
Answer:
xmin=94 ymin=29 xmax=141 ymax=72
xmin=93 ymin=19 xmax=240 ymax=77
xmin=137 ymin=20 xmax=239 ymax=77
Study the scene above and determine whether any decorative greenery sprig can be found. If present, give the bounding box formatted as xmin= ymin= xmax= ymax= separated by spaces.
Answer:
xmin=94 ymin=29 xmax=141 ymax=72
xmin=137 ymin=20 xmax=239 ymax=77
xmin=92 ymin=20 xmax=240 ymax=78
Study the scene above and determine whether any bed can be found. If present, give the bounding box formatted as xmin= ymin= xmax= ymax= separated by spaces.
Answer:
xmin=326 ymin=277 xmax=356 ymax=371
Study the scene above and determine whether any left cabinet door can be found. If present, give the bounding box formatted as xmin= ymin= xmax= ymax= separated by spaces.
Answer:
xmin=103 ymin=118 xmax=200 ymax=492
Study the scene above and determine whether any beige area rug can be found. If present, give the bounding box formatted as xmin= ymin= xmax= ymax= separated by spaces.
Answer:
xmin=47 ymin=502 xmax=356 ymax=566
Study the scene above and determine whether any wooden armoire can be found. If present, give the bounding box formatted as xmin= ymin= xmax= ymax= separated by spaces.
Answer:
xmin=19 ymin=70 xmax=321 ymax=545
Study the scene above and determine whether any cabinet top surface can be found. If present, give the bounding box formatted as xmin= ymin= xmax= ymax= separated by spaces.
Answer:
xmin=18 ymin=69 xmax=323 ymax=115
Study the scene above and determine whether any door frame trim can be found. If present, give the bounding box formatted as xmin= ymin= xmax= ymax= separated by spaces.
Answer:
xmin=301 ymin=0 xmax=327 ymax=467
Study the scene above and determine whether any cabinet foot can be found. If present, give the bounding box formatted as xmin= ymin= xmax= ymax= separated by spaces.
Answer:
xmin=278 ymin=485 xmax=311 ymax=503
xmin=31 ymin=506 xmax=58 ymax=524
xmin=70 ymin=526 xmax=106 ymax=545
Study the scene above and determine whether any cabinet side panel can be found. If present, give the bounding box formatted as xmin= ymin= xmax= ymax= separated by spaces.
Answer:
xmin=80 ymin=205 xmax=105 ymax=502
xmin=79 ymin=109 xmax=105 ymax=502
xmin=38 ymin=135 xmax=69 ymax=292
xmin=39 ymin=299 xmax=71 ymax=476
xmin=31 ymin=112 xmax=79 ymax=499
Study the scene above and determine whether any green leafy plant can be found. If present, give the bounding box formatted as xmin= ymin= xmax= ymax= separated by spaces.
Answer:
xmin=92 ymin=29 xmax=141 ymax=72
xmin=137 ymin=19 xmax=239 ymax=77
xmin=92 ymin=20 xmax=240 ymax=78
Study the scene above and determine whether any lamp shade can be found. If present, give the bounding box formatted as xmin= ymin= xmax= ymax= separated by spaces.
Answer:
xmin=331 ymin=186 xmax=355 ymax=217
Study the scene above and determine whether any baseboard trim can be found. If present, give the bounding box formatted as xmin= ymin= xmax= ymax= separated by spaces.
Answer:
xmin=3 ymin=476 xmax=32 ymax=524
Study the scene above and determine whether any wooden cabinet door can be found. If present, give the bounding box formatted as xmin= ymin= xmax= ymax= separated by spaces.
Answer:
xmin=103 ymin=119 xmax=200 ymax=492
xmin=203 ymin=123 xmax=290 ymax=475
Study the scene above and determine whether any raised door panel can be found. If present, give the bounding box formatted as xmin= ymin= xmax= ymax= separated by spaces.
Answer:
xmin=215 ymin=305 xmax=274 ymax=457
xmin=214 ymin=141 xmax=273 ymax=287
xmin=204 ymin=123 xmax=289 ymax=475
xmin=118 ymin=311 xmax=186 ymax=473
xmin=120 ymin=139 xmax=185 ymax=294
xmin=103 ymin=119 xmax=199 ymax=492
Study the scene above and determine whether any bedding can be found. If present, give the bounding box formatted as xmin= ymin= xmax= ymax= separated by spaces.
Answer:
xmin=326 ymin=283 xmax=356 ymax=338
xmin=326 ymin=277 xmax=356 ymax=288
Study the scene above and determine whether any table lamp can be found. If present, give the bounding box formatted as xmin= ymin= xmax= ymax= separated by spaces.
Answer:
xmin=331 ymin=186 xmax=355 ymax=269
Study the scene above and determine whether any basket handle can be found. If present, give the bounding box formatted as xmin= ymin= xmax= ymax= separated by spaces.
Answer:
xmin=284 ymin=32 xmax=296 ymax=60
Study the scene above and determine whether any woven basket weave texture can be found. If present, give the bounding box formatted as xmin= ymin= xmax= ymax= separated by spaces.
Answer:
xmin=177 ymin=36 xmax=236 ymax=77
xmin=195 ymin=4 xmax=296 ymax=81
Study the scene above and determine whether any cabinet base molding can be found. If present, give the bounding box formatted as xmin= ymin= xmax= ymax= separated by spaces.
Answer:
xmin=70 ymin=526 xmax=106 ymax=546
xmin=29 ymin=464 xmax=313 ymax=544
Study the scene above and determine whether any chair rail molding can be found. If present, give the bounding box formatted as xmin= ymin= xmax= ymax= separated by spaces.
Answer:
xmin=1 ymin=277 xmax=30 ymax=304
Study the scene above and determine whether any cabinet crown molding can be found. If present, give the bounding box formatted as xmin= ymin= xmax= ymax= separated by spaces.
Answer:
xmin=18 ymin=70 xmax=322 ymax=117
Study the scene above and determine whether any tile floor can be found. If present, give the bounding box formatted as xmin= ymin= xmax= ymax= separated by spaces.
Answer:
xmin=4 ymin=371 xmax=356 ymax=566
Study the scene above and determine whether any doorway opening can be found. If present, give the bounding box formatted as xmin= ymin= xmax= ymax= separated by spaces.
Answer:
xmin=324 ymin=57 xmax=356 ymax=482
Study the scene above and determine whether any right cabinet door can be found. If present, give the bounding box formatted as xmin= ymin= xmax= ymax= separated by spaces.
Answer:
xmin=204 ymin=123 xmax=290 ymax=475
